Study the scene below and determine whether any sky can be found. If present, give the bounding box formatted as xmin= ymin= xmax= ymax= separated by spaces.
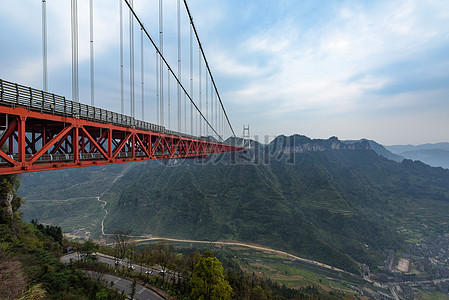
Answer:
xmin=1 ymin=0 xmax=449 ymax=145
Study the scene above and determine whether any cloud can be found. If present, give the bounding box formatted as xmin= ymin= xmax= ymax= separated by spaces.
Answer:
xmin=215 ymin=0 xmax=449 ymax=113
xmin=1 ymin=0 xmax=448 ymax=144
xmin=202 ymin=0 xmax=449 ymax=143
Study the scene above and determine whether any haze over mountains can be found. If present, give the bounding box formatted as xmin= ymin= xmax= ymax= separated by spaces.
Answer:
xmin=385 ymin=143 xmax=449 ymax=169
xmin=19 ymin=134 xmax=449 ymax=273
xmin=343 ymin=140 xmax=449 ymax=169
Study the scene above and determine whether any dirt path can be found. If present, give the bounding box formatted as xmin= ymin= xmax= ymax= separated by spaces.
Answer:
xmin=96 ymin=197 xmax=108 ymax=236
xmin=97 ymin=164 xmax=133 ymax=237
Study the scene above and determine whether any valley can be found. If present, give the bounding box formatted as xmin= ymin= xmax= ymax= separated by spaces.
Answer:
xmin=18 ymin=135 xmax=449 ymax=299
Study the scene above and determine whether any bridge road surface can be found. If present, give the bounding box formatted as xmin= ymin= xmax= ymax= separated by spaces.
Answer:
xmin=61 ymin=253 xmax=164 ymax=299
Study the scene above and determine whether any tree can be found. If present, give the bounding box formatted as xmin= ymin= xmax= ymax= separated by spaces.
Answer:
xmin=129 ymin=279 xmax=137 ymax=300
xmin=191 ymin=251 xmax=233 ymax=300
xmin=31 ymin=220 xmax=63 ymax=245
xmin=183 ymin=251 xmax=201 ymax=279
xmin=18 ymin=283 xmax=47 ymax=300
xmin=250 ymin=286 xmax=268 ymax=300
xmin=113 ymin=231 xmax=131 ymax=259
xmin=95 ymin=289 xmax=109 ymax=300
xmin=151 ymin=240 xmax=175 ymax=282
xmin=80 ymin=240 xmax=98 ymax=261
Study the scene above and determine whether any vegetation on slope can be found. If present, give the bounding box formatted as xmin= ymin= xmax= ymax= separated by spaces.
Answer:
xmin=103 ymin=144 xmax=449 ymax=272
xmin=19 ymin=135 xmax=449 ymax=274
xmin=0 ymin=174 xmax=120 ymax=299
xmin=100 ymin=238 xmax=354 ymax=299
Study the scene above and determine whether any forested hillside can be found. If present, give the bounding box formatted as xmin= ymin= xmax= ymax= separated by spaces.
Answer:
xmin=20 ymin=135 xmax=449 ymax=273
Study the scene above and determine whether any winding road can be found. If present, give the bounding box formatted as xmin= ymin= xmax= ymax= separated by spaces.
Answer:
xmin=96 ymin=164 xmax=133 ymax=237
xmin=97 ymin=197 xmax=108 ymax=236
xmin=61 ymin=253 xmax=164 ymax=300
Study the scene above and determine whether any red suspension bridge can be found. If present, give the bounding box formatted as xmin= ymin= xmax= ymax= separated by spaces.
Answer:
xmin=0 ymin=0 xmax=244 ymax=175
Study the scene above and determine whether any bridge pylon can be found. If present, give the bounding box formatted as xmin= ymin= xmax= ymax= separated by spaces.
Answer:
xmin=242 ymin=125 xmax=251 ymax=148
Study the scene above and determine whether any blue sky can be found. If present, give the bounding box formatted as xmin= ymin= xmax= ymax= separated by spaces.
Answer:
xmin=1 ymin=0 xmax=449 ymax=145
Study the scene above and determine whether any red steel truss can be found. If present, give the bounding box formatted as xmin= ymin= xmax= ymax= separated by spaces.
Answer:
xmin=0 ymin=80 xmax=243 ymax=175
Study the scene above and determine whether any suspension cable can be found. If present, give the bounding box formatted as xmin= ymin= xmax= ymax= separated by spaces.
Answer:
xmin=89 ymin=0 xmax=94 ymax=106
xmin=141 ymin=27 xmax=144 ymax=120
xmin=168 ymin=68 xmax=171 ymax=129
xmin=212 ymin=78 xmax=214 ymax=138
xmin=159 ymin=0 xmax=164 ymax=126
xmin=190 ymin=25 xmax=193 ymax=135
xmin=212 ymin=78 xmax=215 ymax=139
xmin=206 ymin=68 xmax=208 ymax=137
xmin=156 ymin=50 xmax=159 ymax=124
xmin=198 ymin=48 xmax=201 ymax=136
xmin=129 ymin=0 xmax=134 ymax=117
xmin=120 ymin=0 xmax=124 ymax=114
xmin=182 ymin=0 xmax=236 ymax=137
xmin=123 ymin=0 xmax=223 ymax=140
xmin=71 ymin=0 xmax=79 ymax=102
xmin=42 ymin=0 xmax=48 ymax=92
xmin=177 ymin=0 xmax=181 ymax=132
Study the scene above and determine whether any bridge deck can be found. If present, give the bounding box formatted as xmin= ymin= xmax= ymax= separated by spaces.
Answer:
xmin=0 ymin=79 xmax=243 ymax=174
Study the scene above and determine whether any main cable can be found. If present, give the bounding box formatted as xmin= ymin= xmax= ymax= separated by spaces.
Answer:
xmin=123 ymin=0 xmax=223 ymax=140
xmin=182 ymin=0 xmax=236 ymax=137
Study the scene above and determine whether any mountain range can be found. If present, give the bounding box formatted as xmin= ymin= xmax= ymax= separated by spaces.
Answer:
xmin=19 ymin=135 xmax=449 ymax=273
xmin=386 ymin=143 xmax=449 ymax=169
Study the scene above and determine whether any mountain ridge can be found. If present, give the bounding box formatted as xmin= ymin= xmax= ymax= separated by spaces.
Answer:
xmin=386 ymin=142 xmax=449 ymax=153
xmin=343 ymin=139 xmax=404 ymax=162
xmin=386 ymin=142 xmax=449 ymax=169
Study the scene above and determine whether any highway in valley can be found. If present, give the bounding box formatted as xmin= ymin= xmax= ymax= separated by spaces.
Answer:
xmin=61 ymin=253 xmax=165 ymax=300
xmin=130 ymin=237 xmax=355 ymax=277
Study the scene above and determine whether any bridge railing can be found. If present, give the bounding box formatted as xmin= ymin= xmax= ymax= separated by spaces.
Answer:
xmin=0 ymin=79 xmax=216 ymax=142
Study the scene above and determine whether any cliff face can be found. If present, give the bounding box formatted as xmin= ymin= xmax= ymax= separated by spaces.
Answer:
xmin=0 ymin=174 xmax=21 ymax=225
xmin=268 ymin=135 xmax=371 ymax=154
xmin=344 ymin=139 xmax=404 ymax=162
xmin=0 ymin=191 xmax=14 ymax=222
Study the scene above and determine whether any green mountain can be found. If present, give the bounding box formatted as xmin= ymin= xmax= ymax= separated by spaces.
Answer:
xmin=19 ymin=135 xmax=449 ymax=273
xmin=343 ymin=139 xmax=404 ymax=162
